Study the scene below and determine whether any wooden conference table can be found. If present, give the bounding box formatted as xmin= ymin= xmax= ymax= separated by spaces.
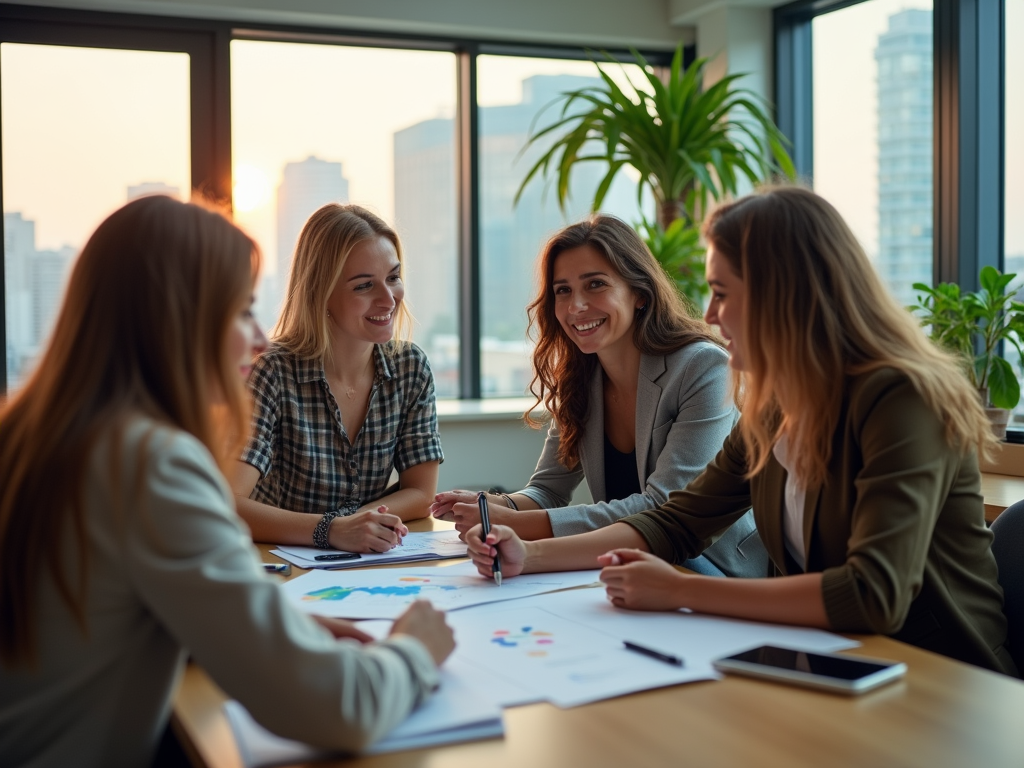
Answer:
xmin=173 ymin=517 xmax=1024 ymax=768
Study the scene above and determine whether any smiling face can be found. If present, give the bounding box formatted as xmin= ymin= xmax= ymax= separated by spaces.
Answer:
xmin=703 ymin=245 xmax=747 ymax=370
xmin=551 ymin=244 xmax=643 ymax=358
xmin=326 ymin=235 xmax=404 ymax=345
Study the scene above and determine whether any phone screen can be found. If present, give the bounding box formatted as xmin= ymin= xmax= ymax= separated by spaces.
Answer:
xmin=725 ymin=646 xmax=892 ymax=681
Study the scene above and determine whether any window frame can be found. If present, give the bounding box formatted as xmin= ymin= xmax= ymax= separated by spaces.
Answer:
xmin=773 ymin=0 xmax=1006 ymax=290
xmin=0 ymin=2 xmax=668 ymax=398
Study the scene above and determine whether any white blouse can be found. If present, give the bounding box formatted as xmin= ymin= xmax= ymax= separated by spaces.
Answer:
xmin=772 ymin=433 xmax=807 ymax=571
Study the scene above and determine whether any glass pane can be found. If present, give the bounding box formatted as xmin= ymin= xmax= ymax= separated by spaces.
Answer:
xmin=2 ymin=43 xmax=190 ymax=392
xmin=1006 ymin=0 xmax=1024 ymax=427
xmin=230 ymin=41 xmax=458 ymax=397
xmin=1007 ymin=2 xmax=1024 ymax=279
xmin=477 ymin=55 xmax=648 ymax=397
xmin=813 ymin=0 xmax=934 ymax=308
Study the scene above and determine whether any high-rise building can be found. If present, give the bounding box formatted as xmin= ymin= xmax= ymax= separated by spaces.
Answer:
xmin=127 ymin=181 xmax=181 ymax=201
xmin=394 ymin=74 xmax=642 ymax=395
xmin=264 ymin=157 xmax=350 ymax=328
xmin=32 ymin=245 xmax=75 ymax=350
xmin=876 ymin=8 xmax=933 ymax=308
xmin=4 ymin=211 xmax=36 ymax=387
xmin=276 ymin=156 xmax=350 ymax=281
xmin=393 ymin=118 xmax=458 ymax=396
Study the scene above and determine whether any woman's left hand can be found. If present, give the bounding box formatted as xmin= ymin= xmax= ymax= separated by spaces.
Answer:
xmin=597 ymin=549 xmax=689 ymax=611
xmin=450 ymin=500 xmax=513 ymax=539
xmin=312 ymin=615 xmax=375 ymax=643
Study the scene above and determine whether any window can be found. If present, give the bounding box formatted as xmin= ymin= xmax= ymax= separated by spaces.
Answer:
xmin=811 ymin=0 xmax=934 ymax=309
xmin=2 ymin=42 xmax=190 ymax=391
xmin=1007 ymin=1 xmax=1023 ymax=283
xmin=476 ymin=54 xmax=646 ymax=397
xmin=230 ymin=40 xmax=459 ymax=395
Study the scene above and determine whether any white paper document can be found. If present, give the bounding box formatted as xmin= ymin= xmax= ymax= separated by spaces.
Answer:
xmin=458 ymin=587 xmax=860 ymax=686
xmin=281 ymin=561 xmax=601 ymax=619
xmin=445 ymin=604 xmax=708 ymax=707
xmin=224 ymin=661 xmax=504 ymax=768
xmin=271 ymin=530 xmax=467 ymax=570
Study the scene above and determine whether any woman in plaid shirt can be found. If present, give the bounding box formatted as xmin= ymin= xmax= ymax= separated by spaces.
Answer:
xmin=233 ymin=205 xmax=444 ymax=554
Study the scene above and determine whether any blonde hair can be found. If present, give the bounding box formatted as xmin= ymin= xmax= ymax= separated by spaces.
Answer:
xmin=526 ymin=214 xmax=721 ymax=469
xmin=704 ymin=185 xmax=995 ymax=488
xmin=0 ymin=195 xmax=258 ymax=665
xmin=272 ymin=204 xmax=411 ymax=361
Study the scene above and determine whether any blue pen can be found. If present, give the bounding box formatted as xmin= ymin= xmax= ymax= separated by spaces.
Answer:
xmin=477 ymin=492 xmax=502 ymax=586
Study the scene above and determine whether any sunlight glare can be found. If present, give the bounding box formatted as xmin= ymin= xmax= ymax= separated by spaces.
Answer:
xmin=233 ymin=164 xmax=272 ymax=212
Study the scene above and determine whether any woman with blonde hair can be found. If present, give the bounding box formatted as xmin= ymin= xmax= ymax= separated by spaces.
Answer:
xmin=465 ymin=186 xmax=1016 ymax=674
xmin=0 ymin=196 xmax=454 ymax=767
xmin=234 ymin=204 xmax=443 ymax=554
xmin=433 ymin=214 xmax=767 ymax=577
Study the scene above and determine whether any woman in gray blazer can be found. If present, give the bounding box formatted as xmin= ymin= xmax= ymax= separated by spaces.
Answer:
xmin=432 ymin=215 xmax=766 ymax=578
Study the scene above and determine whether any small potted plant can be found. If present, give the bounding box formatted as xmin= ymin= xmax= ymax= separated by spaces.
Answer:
xmin=911 ymin=266 xmax=1024 ymax=439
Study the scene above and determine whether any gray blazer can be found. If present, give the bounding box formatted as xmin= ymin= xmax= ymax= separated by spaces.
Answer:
xmin=518 ymin=341 xmax=768 ymax=578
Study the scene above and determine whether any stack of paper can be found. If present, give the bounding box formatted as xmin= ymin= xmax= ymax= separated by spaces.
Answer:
xmin=224 ymin=659 xmax=504 ymax=768
xmin=271 ymin=530 xmax=467 ymax=570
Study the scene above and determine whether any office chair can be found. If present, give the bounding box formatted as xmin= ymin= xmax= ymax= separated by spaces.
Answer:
xmin=991 ymin=499 xmax=1024 ymax=675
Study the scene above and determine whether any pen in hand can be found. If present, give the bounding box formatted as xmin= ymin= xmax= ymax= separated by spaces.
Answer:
xmin=477 ymin=492 xmax=502 ymax=586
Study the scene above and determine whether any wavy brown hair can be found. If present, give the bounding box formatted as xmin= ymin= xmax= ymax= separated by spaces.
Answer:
xmin=704 ymin=185 xmax=995 ymax=488
xmin=526 ymin=214 xmax=721 ymax=469
xmin=273 ymin=204 xmax=411 ymax=363
xmin=0 ymin=196 xmax=259 ymax=666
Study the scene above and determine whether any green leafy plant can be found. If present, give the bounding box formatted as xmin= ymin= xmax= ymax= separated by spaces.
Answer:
xmin=911 ymin=266 xmax=1024 ymax=409
xmin=636 ymin=218 xmax=706 ymax=317
xmin=515 ymin=46 xmax=795 ymax=230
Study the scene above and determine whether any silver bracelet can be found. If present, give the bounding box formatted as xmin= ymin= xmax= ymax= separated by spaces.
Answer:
xmin=500 ymin=493 xmax=519 ymax=511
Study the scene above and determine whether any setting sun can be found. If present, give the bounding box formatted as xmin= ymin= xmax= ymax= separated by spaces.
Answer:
xmin=233 ymin=164 xmax=272 ymax=212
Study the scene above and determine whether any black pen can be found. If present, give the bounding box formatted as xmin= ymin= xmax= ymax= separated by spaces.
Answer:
xmin=623 ymin=641 xmax=684 ymax=667
xmin=314 ymin=552 xmax=362 ymax=562
xmin=478 ymin=492 xmax=502 ymax=586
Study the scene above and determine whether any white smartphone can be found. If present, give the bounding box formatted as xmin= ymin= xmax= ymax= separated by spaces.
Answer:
xmin=712 ymin=645 xmax=907 ymax=695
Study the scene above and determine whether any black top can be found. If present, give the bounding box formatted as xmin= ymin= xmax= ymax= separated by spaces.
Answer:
xmin=603 ymin=432 xmax=641 ymax=502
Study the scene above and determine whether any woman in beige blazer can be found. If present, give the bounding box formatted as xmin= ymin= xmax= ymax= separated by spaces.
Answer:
xmin=0 ymin=197 xmax=454 ymax=768
xmin=465 ymin=187 xmax=1016 ymax=675
xmin=432 ymin=215 xmax=766 ymax=578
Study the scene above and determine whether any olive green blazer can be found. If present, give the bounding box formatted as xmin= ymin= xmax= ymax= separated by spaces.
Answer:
xmin=623 ymin=368 xmax=1017 ymax=676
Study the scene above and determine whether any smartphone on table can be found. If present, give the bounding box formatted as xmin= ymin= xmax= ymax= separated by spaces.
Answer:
xmin=713 ymin=645 xmax=907 ymax=695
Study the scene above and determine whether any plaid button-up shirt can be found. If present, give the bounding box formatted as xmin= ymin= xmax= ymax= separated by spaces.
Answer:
xmin=241 ymin=342 xmax=444 ymax=515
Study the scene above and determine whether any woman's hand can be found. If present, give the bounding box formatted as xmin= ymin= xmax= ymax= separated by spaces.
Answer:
xmin=450 ymin=500 xmax=514 ymax=539
xmin=312 ymin=615 xmax=375 ymax=643
xmin=390 ymin=600 xmax=455 ymax=666
xmin=465 ymin=523 xmax=527 ymax=579
xmin=430 ymin=490 xmax=500 ymax=521
xmin=597 ymin=549 xmax=689 ymax=611
xmin=329 ymin=505 xmax=408 ymax=553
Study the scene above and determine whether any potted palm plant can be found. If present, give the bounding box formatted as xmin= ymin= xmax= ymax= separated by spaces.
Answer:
xmin=515 ymin=45 xmax=794 ymax=297
xmin=911 ymin=266 xmax=1024 ymax=439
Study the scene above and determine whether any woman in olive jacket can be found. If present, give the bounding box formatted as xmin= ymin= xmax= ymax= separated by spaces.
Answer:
xmin=465 ymin=186 xmax=1017 ymax=676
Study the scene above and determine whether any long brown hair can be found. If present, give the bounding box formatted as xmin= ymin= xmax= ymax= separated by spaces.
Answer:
xmin=273 ymin=204 xmax=411 ymax=362
xmin=704 ymin=185 xmax=995 ymax=488
xmin=526 ymin=214 xmax=721 ymax=469
xmin=0 ymin=195 xmax=259 ymax=666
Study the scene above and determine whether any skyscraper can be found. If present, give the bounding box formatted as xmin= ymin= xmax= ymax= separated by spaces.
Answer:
xmin=32 ymin=245 xmax=74 ymax=350
xmin=267 ymin=157 xmax=350 ymax=325
xmin=876 ymin=8 xmax=933 ymax=307
xmin=4 ymin=212 xmax=36 ymax=387
xmin=393 ymin=118 xmax=458 ymax=396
